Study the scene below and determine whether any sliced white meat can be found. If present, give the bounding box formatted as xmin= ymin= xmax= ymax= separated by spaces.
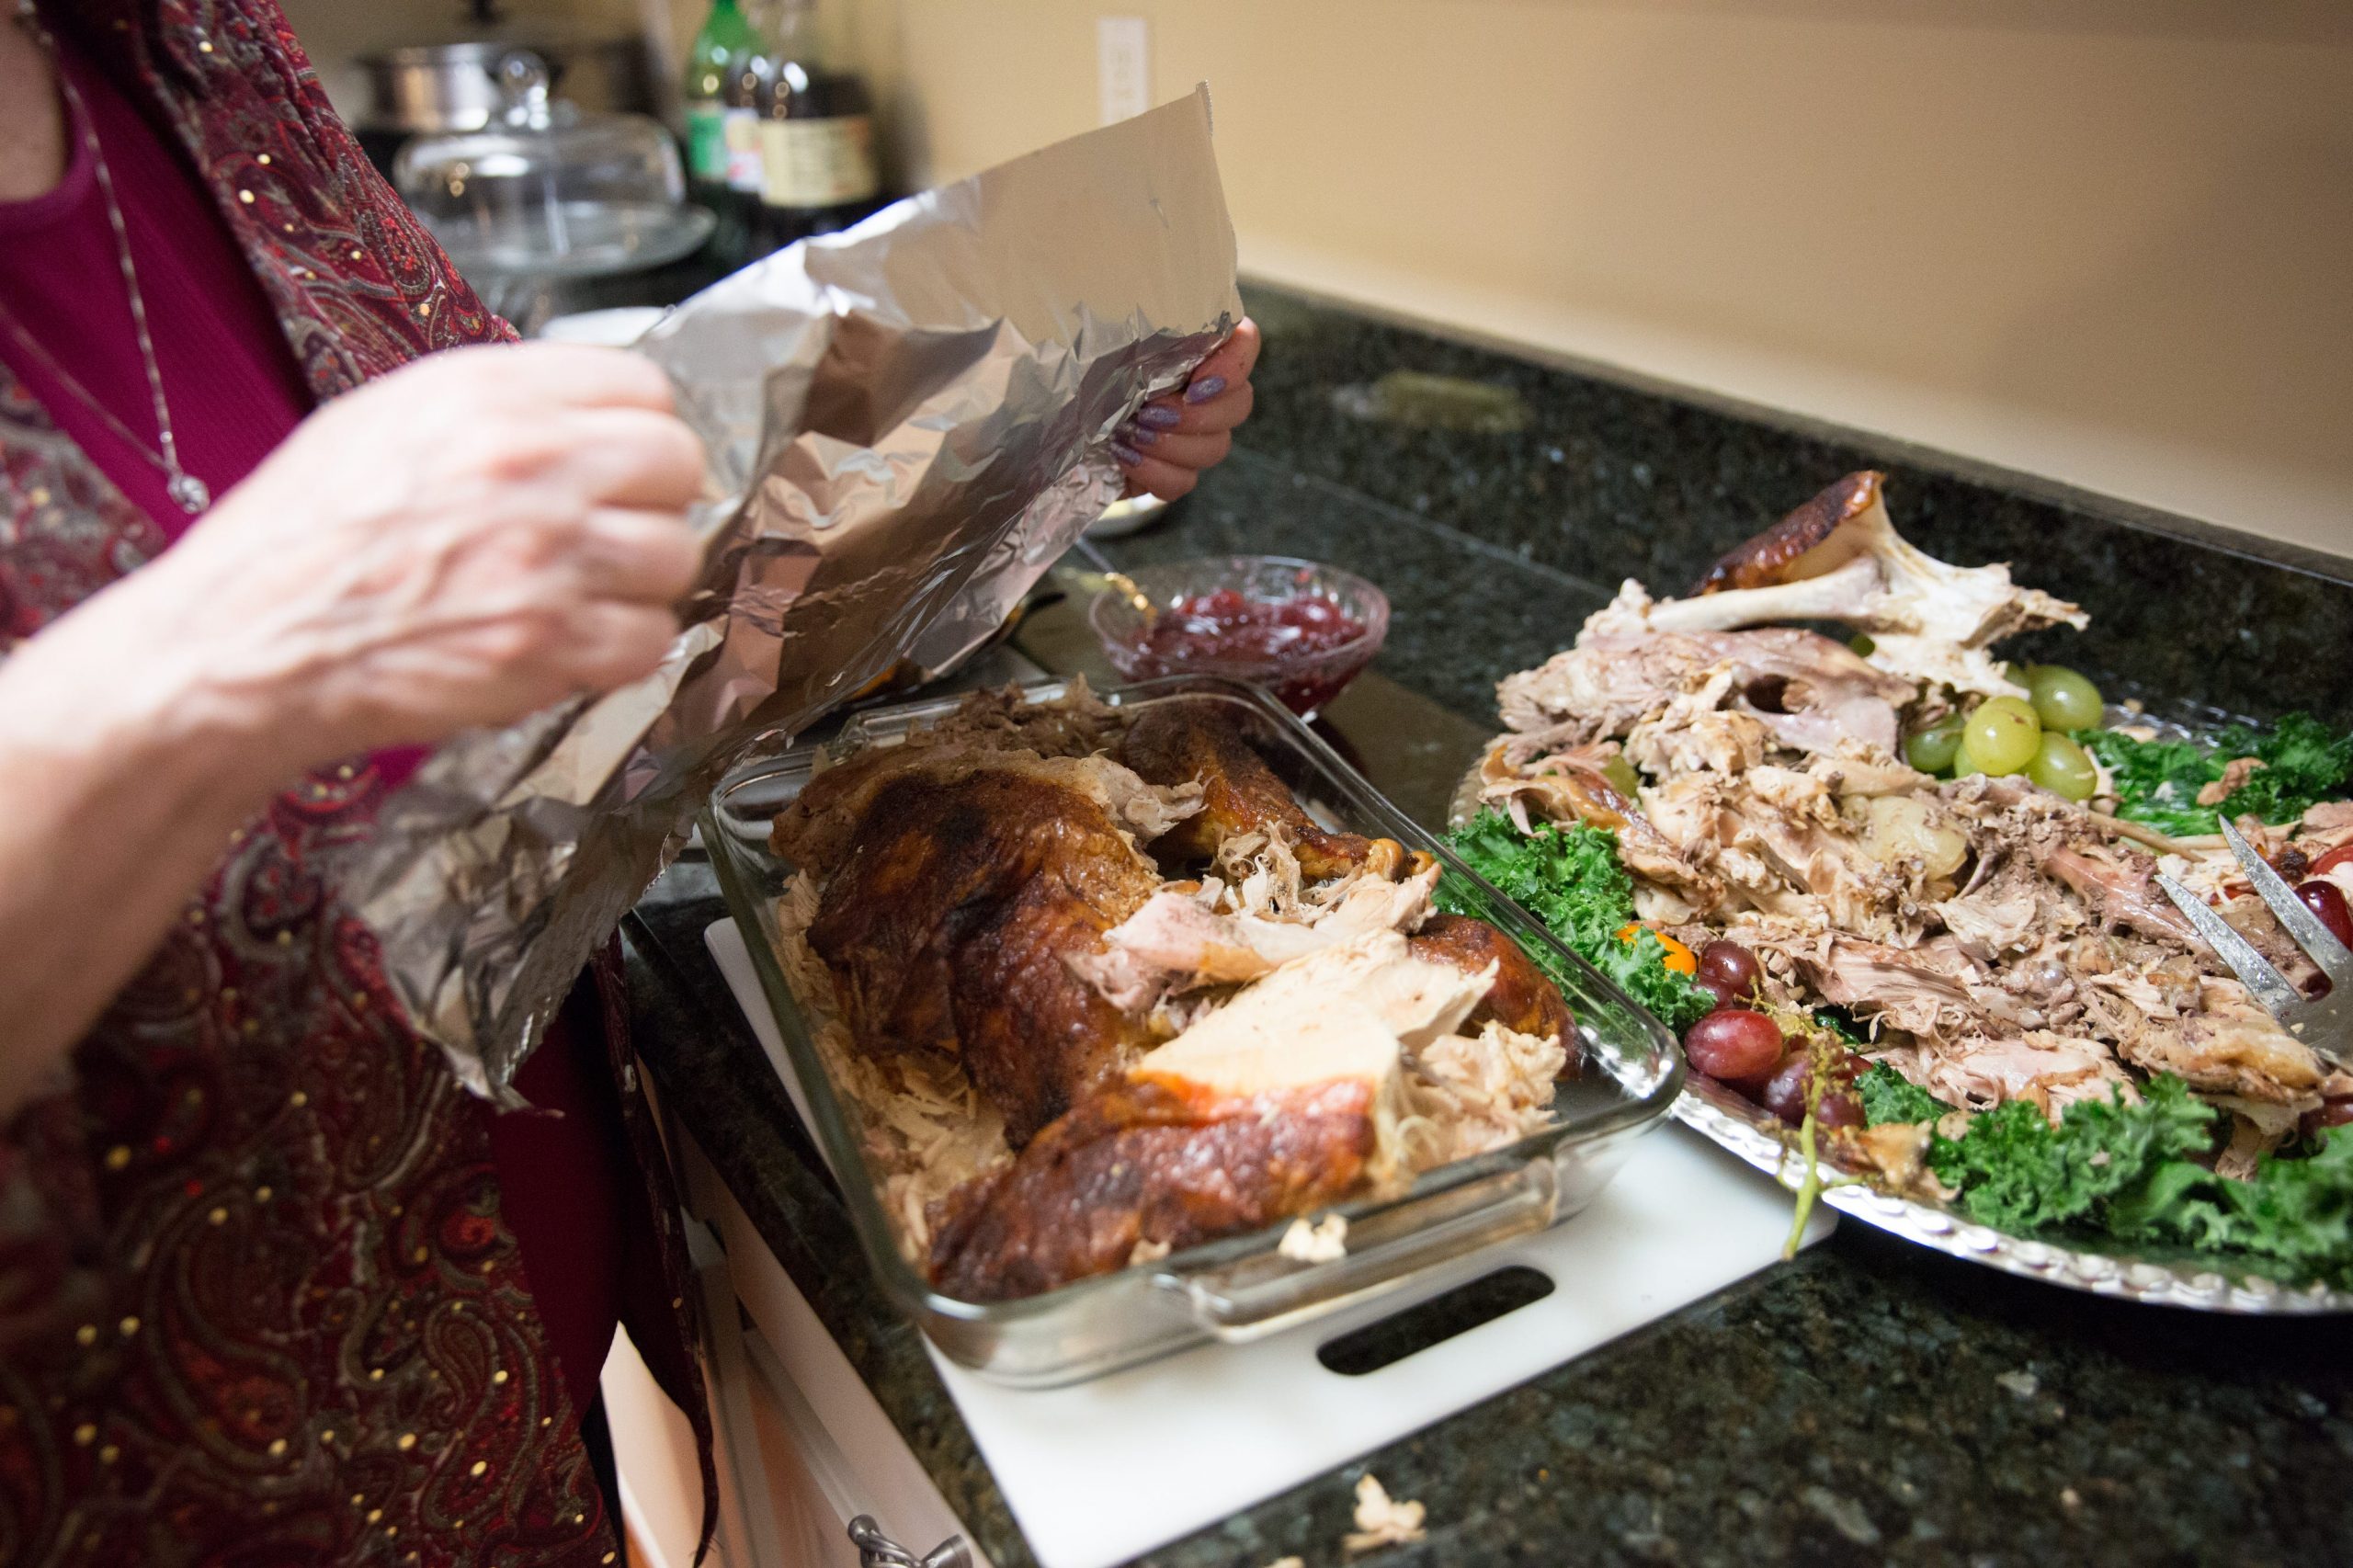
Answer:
xmin=1135 ymin=932 xmax=1490 ymax=1085
xmin=1133 ymin=932 xmax=1501 ymax=1182
xmin=1076 ymin=860 xmax=1440 ymax=1009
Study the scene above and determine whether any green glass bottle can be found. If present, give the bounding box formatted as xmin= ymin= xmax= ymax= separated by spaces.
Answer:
xmin=682 ymin=0 xmax=758 ymax=187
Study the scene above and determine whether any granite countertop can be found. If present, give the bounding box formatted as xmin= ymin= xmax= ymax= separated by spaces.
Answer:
xmin=622 ymin=287 xmax=2353 ymax=1566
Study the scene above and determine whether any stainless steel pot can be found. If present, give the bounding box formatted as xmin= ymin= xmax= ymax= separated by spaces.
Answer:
xmin=358 ymin=36 xmax=651 ymax=134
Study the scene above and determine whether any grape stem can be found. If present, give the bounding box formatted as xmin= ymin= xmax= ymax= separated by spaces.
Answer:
xmin=1781 ymin=1036 xmax=1860 ymax=1259
xmin=2086 ymin=810 xmax=2212 ymax=856
xmin=1784 ymin=1106 xmax=1826 ymax=1258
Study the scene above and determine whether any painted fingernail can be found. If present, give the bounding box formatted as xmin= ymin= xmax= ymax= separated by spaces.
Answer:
xmin=1137 ymin=403 xmax=1183 ymax=430
xmin=1183 ymin=374 xmax=1227 ymax=404
xmin=1121 ymin=422 xmax=1160 ymax=448
xmin=1109 ymin=439 xmax=1143 ymax=467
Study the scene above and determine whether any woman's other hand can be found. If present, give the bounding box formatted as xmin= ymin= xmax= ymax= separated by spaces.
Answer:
xmin=1111 ymin=316 xmax=1259 ymax=502
xmin=60 ymin=342 xmax=706 ymax=779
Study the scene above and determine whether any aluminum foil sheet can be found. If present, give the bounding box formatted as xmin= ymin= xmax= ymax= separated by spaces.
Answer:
xmin=350 ymin=90 xmax=1242 ymax=1103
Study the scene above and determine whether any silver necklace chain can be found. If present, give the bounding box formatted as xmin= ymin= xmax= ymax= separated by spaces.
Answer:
xmin=0 ymin=7 xmax=210 ymax=514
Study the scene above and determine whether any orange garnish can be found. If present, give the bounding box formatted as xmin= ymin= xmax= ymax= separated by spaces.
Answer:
xmin=1617 ymin=922 xmax=1698 ymax=974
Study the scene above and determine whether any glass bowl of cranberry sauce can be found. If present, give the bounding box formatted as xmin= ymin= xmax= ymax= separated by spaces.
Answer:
xmin=1086 ymin=555 xmax=1391 ymax=718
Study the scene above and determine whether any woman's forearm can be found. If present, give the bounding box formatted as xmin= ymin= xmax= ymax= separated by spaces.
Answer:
xmin=0 ymin=597 xmax=290 ymax=1119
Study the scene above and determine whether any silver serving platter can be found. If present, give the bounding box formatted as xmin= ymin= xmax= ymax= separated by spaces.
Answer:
xmin=1449 ymin=735 xmax=2353 ymax=1315
xmin=1675 ymin=1084 xmax=2353 ymax=1312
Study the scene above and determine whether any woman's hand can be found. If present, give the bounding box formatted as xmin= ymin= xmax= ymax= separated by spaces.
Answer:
xmin=0 ymin=343 xmax=705 ymax=1104
xmin=1112 ymin=317 xmax=1260 ymax=502
xmin=63 ymin=343 xmax=706 ymax=779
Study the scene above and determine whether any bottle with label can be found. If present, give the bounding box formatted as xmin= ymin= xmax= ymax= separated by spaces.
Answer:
xmin=755 ymin=0 xmax=882 ymax=250
xmin=723 ymin=21 xmax=779 ymax=253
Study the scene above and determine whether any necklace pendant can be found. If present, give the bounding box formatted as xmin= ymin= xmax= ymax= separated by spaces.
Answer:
xmin=166 ymin=471 xmax=211 ymax=515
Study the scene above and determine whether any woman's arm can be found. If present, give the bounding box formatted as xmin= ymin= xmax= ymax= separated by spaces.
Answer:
xmin=0 ymin=609 xmax=290 ymax=1116
xmin=0 ymin=343 xmax=705 ymax=1116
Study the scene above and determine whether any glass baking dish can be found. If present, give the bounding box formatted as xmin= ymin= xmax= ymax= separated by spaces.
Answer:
xmin=702 ymin=675 xmax=1685 ymax=1386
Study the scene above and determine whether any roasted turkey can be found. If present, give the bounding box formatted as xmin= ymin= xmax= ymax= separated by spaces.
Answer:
xmin=768 ymin=687 xmax=1578 ymax=1299
xmin=928 ymin=1078 xmax=1381 ymax=1301
xmin=786 ymin=756 xmax=1164 ymax=1145
xmin=1118 ymin=699 xmax=1397 ymax=878
xmin=1409 ymin=914 xmax=1575 ymax=1041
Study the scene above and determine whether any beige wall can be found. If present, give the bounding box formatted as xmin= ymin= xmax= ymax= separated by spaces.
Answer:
xmin=277 ymin=1 xmax=2353 ymax=558
xmin=853 ymin=0 xmax=2353 ymax=560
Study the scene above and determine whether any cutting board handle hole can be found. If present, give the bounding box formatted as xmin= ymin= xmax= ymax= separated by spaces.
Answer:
xmin=1314 ymin=1266 xmax=1554 ymax=1377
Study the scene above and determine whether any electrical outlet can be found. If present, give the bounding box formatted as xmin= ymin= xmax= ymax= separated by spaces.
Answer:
xmin=1097 ymin=16 xmax=1151 ymax=125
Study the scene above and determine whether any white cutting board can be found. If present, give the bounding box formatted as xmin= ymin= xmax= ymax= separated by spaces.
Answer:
xmin=705 ymin=918 xmax=1829 ymax=1568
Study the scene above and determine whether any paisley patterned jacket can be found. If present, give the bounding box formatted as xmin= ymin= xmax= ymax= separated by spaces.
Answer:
xmin=0 ymin=5 xmax=715 ymax=1563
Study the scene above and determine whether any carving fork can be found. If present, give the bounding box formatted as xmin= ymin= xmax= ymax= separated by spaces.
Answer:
xmin=2156 ymin=818 xmax=2353 ymax=1074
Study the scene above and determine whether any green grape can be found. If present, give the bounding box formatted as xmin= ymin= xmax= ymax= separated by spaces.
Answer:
xmin=2026 ymin=731 xmax=2098 ymax=801
xmin=1951 ymin=736 xmax=1983 ymax=778
xmin=1600 ymin=754 xmax=1642 ymax=798
xmin=1904 ymin=713 xmax=1964 ymax=775
xmin=2023 ymin=665 xmax=2104 ymax=732
xmin=1848 ymin=632 xmax=1877 ymax=657
xmin=1962 ymin=696 xmax=2041 ymax=776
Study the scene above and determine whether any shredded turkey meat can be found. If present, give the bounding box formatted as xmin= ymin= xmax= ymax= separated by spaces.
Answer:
xmin=1498 ymin=618 xmax=1916 ymax=760
xmin=1483 ymin=474 xmax=2334 ymax=1184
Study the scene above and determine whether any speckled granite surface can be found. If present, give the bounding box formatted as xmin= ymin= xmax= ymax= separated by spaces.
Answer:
xmin=623 ymin=289 xmax=2353 ymax=1567
xmin=1234 ymin=286 xmax=2353 ymax=729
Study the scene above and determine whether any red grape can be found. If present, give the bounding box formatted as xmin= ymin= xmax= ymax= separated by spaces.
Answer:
xmin=1814 ymin=1092 xmax=1864 ymax=1132
xmin=1685 ymin=1008 xmax=1784 ymax=1087
xmin=1696 ymin=940 xmax=1762 ymax=1000
xmin=1758 ymin=1056 xmax=1812 ymax=1125
xmin=2301 ymin=1098 xmax=2353 ymax=1140
xmin=2295 ymin=880 xmax=2353 ymax=951
xmin=1693 ymin=972 xmax=1743 ymax=1013
xmin=2310 ymin=845 xmax=2353 ymax=879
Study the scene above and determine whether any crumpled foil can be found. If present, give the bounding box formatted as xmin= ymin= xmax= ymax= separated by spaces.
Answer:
xmin=347 ymin=90 xmax=1241 ymax=1105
